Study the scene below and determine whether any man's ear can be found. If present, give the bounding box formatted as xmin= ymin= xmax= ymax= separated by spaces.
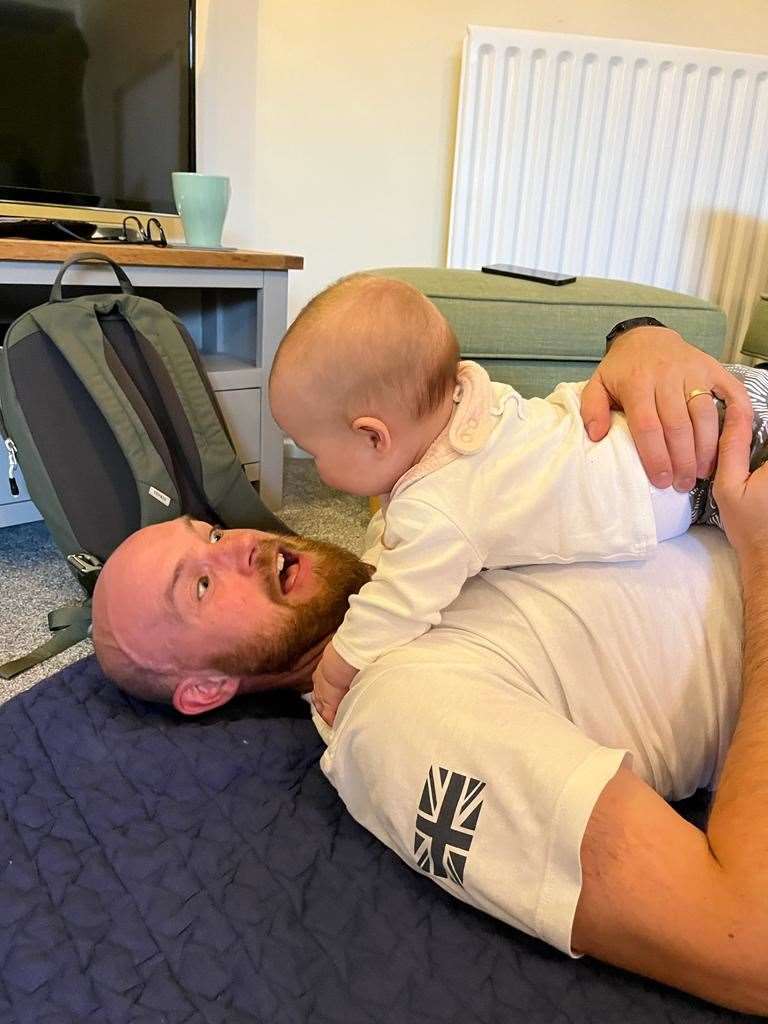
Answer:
xmin=172 ymin=675 xmax=240 ymax=716
xmin=352 ymin=416 xmax=391 ymax=453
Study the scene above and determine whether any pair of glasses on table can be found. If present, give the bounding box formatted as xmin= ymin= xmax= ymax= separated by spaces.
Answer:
xmin=119 ymin=216 xmax=168 ymax=247
xmin=56 ymin=216 xmax=168 ymax=247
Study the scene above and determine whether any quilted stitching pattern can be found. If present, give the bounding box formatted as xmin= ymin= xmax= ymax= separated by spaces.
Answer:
xmin=0 ymin=657 xmax=758 ymax=1023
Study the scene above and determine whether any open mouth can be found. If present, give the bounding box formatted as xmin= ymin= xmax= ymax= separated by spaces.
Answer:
xmin=276 ymin=548 xmax=301 ymax=595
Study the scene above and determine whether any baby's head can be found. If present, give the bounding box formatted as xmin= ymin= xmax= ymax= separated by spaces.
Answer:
xmin=269 ymin=274 xmax=460 ymax=496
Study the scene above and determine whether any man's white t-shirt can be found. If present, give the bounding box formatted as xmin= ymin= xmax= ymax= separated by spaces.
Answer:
xmin=314 ymin=528 xmax=742 ymax=956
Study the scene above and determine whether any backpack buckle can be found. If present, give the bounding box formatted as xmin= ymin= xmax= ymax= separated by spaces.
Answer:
xmin=4 ymin=438 xmax=19 ymax=497
xmin=67 ymin=552 xmax=103 ymax=575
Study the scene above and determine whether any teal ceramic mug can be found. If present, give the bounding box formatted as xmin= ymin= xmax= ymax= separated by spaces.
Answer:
xmin=172 ymin=172 xmax=231 ymax=247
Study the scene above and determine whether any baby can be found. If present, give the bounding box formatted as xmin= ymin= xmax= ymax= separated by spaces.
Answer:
xmin=269 ymin=274 xmax=768 ymax=725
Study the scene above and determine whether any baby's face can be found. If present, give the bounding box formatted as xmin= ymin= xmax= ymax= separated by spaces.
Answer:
xmin=270 ymin=373 xmax=404 ymax=497
xmin=301 ymin=429 xmax=391 ymax=496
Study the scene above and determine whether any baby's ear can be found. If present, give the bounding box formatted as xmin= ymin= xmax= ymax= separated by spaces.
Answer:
xmin=352 ymin=416 xmax=391 ymax=453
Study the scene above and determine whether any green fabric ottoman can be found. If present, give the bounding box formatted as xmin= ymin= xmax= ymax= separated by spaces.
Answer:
xmin=742 ymin=292 xmax=768 ymax=364
xmin=368 ymin=268 xmax=727 ymax=398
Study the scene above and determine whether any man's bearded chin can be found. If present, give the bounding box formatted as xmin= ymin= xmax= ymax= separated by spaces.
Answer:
xmin=211 ymin=534 xmax=372 ymax=678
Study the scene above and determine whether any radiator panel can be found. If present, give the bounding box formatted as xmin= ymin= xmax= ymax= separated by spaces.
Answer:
xmin=448 ymin=27 xmax=768 ymax=357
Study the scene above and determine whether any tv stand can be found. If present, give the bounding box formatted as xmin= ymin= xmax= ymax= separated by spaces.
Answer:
xmin=0 ymin=240 xmax=303 ymax=527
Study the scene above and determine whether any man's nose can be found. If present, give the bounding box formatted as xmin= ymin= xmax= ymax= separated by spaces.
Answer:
xmin=211 ymin=529 xmax=263 ymax=575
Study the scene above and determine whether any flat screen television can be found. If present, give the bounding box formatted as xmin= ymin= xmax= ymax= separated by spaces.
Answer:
xmin=0 ymin=0 xmax=195 ymax=216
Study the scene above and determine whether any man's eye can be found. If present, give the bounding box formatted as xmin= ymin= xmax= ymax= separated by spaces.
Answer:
xmin=209 ymin=527 xmax=224 ymax=543
xmin=197 ymin=576 xmax=210 ymax=600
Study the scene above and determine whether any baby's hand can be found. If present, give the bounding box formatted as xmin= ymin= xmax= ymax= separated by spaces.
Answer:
xmin=312 ymin=644 xmax=358 ymax=726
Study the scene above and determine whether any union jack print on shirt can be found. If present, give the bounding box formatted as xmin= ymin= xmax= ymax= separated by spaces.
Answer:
xmin=414 ymin=766 xmax=485 ymax=886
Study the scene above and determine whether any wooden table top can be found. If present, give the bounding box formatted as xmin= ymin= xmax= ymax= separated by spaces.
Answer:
xmin=0 ymin=239 xmax=304 ymax=271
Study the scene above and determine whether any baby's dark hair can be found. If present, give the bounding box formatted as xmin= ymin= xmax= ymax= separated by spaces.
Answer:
xmin=271 ymin=274 xmax=460 ymax=421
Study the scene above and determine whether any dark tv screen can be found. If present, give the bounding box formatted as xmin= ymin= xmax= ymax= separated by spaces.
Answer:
xmin=0 ymin=0 xmax=195 ymax=214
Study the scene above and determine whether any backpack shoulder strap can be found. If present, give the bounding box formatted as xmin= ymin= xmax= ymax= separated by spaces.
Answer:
xmin=118 ymin=294 xmax=288 ymax=532
xmin=0 ymin=603 xmax=91 ymax=679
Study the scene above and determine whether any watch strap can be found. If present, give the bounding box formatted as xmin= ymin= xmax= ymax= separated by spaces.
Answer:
xmin=606 ymin=316 xmax=667 ymax=351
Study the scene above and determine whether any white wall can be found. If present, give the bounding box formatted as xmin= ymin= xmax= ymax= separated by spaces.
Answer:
xmin=198 ymin=0 xmax=768 ymax=323
xmin=195 ymin=0 xmax=259 ymax=251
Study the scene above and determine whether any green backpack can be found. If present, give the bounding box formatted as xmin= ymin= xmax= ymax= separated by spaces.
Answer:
xmin=0 ymin=252 xmax=287 ymax=677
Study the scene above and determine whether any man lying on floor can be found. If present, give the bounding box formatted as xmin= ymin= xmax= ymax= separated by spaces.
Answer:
xmin=91 ymin=328 xmax=768 ymax=1015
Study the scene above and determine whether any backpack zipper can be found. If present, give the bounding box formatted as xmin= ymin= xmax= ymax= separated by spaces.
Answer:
xmin=4 ymin=439 xmax=19 ymax=496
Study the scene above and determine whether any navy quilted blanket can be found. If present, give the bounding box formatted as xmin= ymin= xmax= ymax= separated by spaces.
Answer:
xmin=0 ymin=656 xmax=758 ymax=1024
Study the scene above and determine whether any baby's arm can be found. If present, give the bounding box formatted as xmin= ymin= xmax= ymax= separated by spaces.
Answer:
xmin=313 ymin=499 xmax=485 ymax=724
xmin=312 ymin=642 xmax=358 ymax=724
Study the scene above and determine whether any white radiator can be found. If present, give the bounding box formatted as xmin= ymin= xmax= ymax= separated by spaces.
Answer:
xmin=448 ymin=26 xmax=768 ymax=358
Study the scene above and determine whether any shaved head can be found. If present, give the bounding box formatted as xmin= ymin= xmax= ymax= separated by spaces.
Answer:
xmin=92 ymin=518 xmax=372 ymax=709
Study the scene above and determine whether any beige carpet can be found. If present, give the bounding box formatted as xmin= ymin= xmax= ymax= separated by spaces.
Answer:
xmin=0 ymin=460 xmax=370 ymax=703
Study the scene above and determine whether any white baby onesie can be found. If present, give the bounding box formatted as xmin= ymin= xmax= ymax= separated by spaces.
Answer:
xmin=332 ymin=360 xmax=692 ymax=672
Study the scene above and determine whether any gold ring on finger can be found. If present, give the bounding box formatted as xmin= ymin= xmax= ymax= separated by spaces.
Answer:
xmin=685 ymin=388 xmax=714 ymax=405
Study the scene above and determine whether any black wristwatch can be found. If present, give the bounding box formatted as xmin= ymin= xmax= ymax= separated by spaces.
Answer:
xmin=605 ymin=316 xmax=667 ymax=351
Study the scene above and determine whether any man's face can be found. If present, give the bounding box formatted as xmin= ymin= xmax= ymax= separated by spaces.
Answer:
xmin=94 ymin=517 xmax=370 ymax=687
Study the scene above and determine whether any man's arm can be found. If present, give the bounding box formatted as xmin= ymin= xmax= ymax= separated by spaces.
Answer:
xmin=580 ymin=325 xmax=752 ymax=490
xmin=573 ymin=403 xmax=768 ymax=1016
xmin=573 ymin=765 xmax=768 ymax=1014
xmin=707 ymin=401 xmax=768 ymax=902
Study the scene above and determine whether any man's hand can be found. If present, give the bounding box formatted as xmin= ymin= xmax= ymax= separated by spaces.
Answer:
xmin=712 ymin=401 xmax=768 ymax=561
xmin=312 ymin=642 xmax=358 ymax=726
xmin=580 ymin=327 xmax=752 ymax=491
